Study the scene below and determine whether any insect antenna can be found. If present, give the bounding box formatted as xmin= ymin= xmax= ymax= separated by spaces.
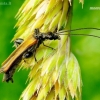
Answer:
xmin=56 ymin=27 xmax=100 ymax=38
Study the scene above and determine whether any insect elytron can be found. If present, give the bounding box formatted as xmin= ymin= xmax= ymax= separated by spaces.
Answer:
xmin=0 ymin=28 xmax=100 ymax=83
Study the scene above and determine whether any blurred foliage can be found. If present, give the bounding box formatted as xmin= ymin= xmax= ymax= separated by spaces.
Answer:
xmin=0 ymin=0 xmax=29 ymax=100
xmin=0 ymin=0 xmax=100 ymax=100
xmin=71 ymin=0 xmax=100 ymax=100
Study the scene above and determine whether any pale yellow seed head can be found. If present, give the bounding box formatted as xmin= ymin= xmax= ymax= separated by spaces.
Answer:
xmin=14 ymin=0 xmax=83 ymax=100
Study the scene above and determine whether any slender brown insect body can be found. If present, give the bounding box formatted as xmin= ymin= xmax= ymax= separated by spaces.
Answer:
xmin=1 ymin=28 xmax=100 ymax=83
xmin=0 ymin=29 xmax=60 ymax=82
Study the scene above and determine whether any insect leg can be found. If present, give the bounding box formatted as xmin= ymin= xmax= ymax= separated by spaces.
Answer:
xmin=14 ymin=38 xmax=24 ymax=48
xmin=3 ymin=73 xmax=13 ymax=83
xmin=33 ymin=50 xmax=37 ymax=62
xmin=42 ymin=42 xmax=55 ymax=50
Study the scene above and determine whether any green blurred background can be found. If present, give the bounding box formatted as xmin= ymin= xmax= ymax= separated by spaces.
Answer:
xmin=0 ymin=0 xmax=100 ymax=100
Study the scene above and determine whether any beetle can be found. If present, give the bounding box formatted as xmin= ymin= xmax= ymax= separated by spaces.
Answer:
xmin=0 ymin=28 xmax=100 ymax=82
xmin=0 ymin=29 xmax=60 ymax=82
